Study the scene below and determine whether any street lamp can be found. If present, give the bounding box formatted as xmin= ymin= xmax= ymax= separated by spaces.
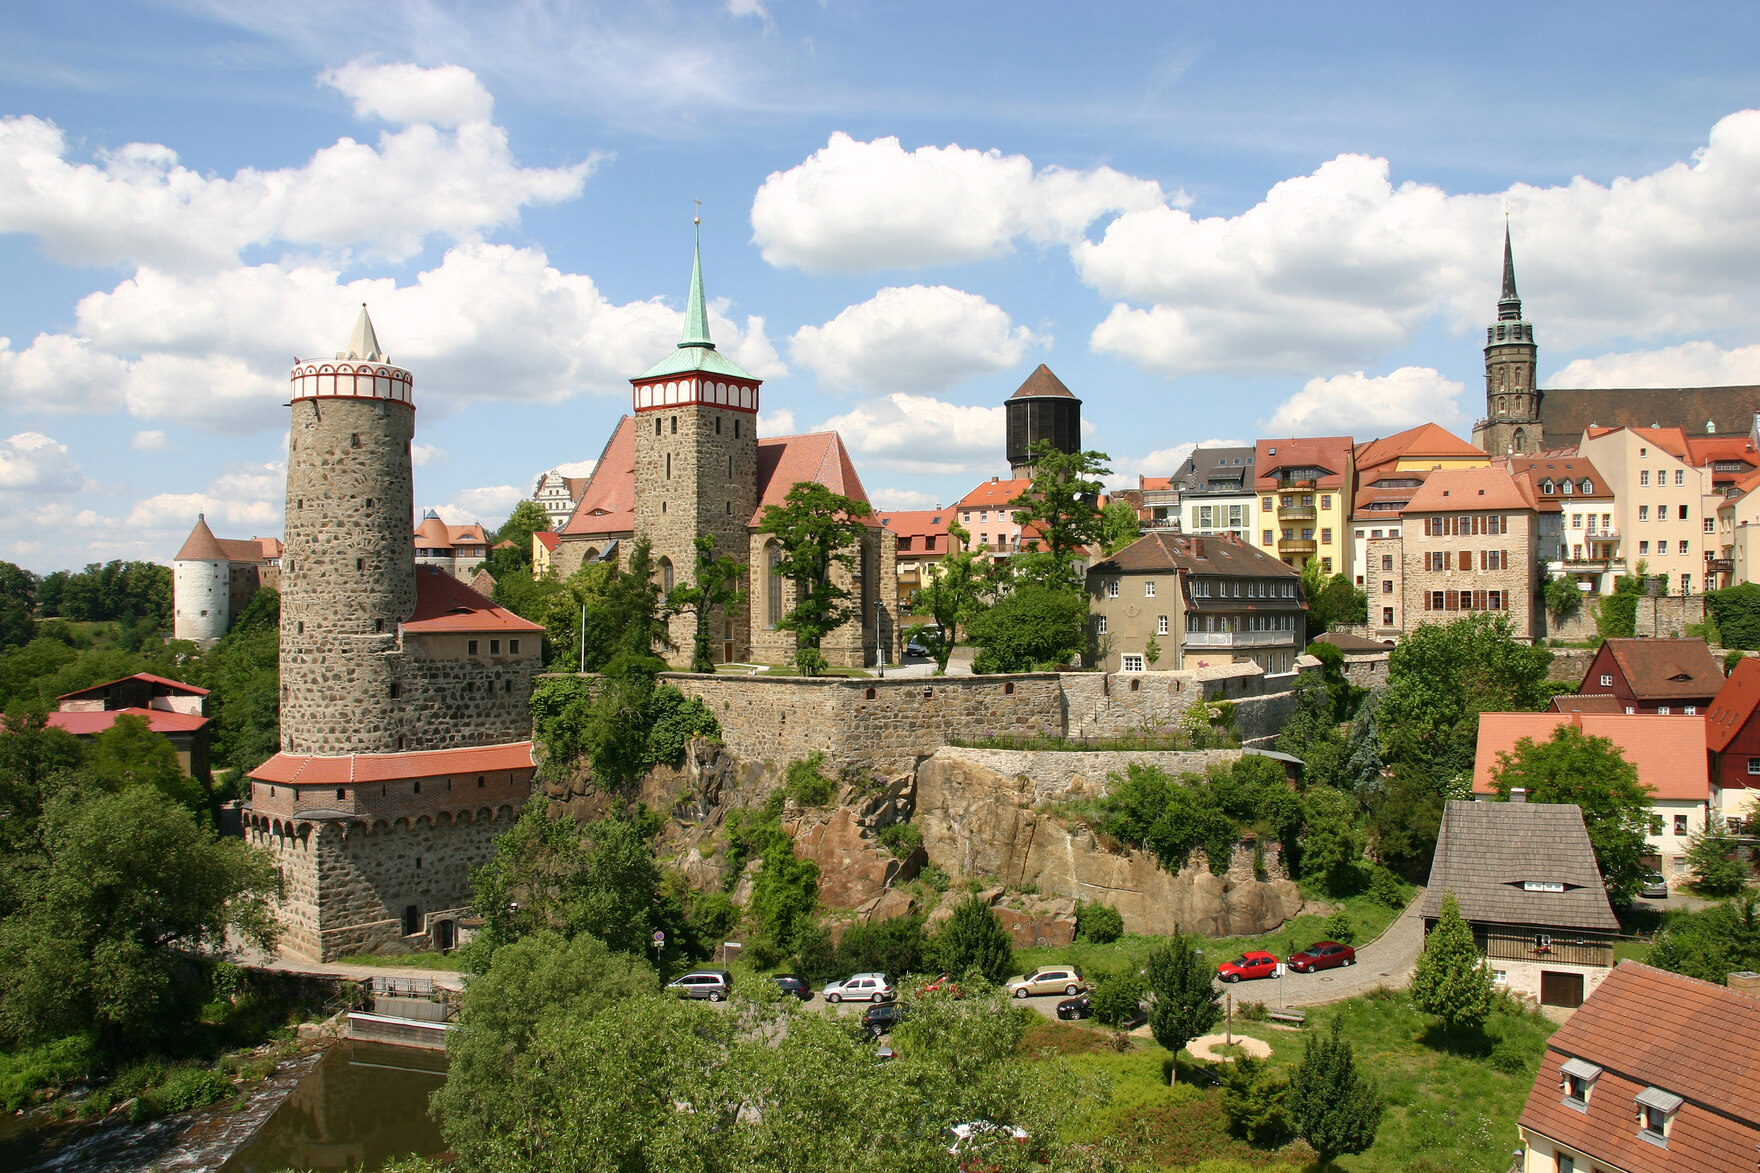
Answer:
xmin=876 ymin=599 xmax=887 ymax=678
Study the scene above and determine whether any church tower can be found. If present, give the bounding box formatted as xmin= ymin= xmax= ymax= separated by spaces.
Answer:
xmin=280 ymin=307 xmax=417 ymax=754
xmin=1472 ymin=228 xmax=1542 ymax=456
xmin=631 ymin=226 xmax=761 ymax=666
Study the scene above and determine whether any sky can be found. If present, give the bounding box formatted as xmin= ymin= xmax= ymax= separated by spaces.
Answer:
xmin=2 ymin=1 xmax=1759 ymax=574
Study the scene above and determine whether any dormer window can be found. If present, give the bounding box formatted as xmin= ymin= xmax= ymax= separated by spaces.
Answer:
xmin=1560 ymin=1057 xmax=1601 ymax=1110
xmin=1634 ymin=1086 xmax=1681 ymax=1147
xmin=1541 ymin=479 xmax=1554 ymax=493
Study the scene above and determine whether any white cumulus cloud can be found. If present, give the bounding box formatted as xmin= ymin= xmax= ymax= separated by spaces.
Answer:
xmin=1261 ymin=367 xmax=1468 ymax=437
xmin=0 ymin=334 xmax=129 ymax=413
xmin=552 ymin=458 xmax=596 ymax=477
xmin=1548 ymin=340 xmax=1760 ymax=389
xmin=426 ymin=486 xmax=523 ymax=527
xmin=790 ymin=285 xmax=1039 ymax=393
xmin=321 ymin=58 xmax=494 ymax=128
xmin=130 ymin=430 xmax=168 ymax=451
xmin=411 ymin=443 xmax=450 ymax=467
xmin=0 ymin=432 xmax=85 ymax=494
xmin=751 ymin=132 xmax=1169 ymax=272
xmin=870 ymin=488 xmax=942 ymax=510
xmin=815 ymin=393 xmax=1004 ymax=477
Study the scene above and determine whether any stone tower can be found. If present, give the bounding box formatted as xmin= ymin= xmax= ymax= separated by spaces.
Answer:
xmin=172 ymin=514 xmax=232 ymax=643
xmin=1472 ymin=228 xmax=1542 ymax=457
xmin=631 ymin=228 xmax=761 ymax=666
xmin=1005 ymin=364 xmax=1082 ymax=478
xmin=280 ymin=307 xmax=417 ymax=754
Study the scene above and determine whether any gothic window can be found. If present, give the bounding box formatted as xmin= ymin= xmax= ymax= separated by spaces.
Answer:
xmin=659 ymin=558 xmax=674 ymax=592
xmin=670 ymin=416 xmax=678 ymax=434
xmin=766 ymin=543 xmax=783 ymax=627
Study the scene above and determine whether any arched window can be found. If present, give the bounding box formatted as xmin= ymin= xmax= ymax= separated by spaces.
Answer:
xmin=766 ymin=542 xmax=783 ymax=627
xmin=658 ymin=557 xmax=674 ymax=593
xmin=1580 ymin=479 xmax=1594 ymax=493
xmin=1540 ymin=479 xmax=1554 ymax=494
xmin=1561 ymin=480 xmax=1573 ymax=495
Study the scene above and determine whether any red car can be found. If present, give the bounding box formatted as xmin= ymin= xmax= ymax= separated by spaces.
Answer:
xmin=1286 ymin=941 xmax=1356 ymax=973
xmin=1215 ymin=950 xmax=1280 ymax=983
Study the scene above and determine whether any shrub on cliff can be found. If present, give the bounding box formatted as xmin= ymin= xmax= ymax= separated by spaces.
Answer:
xmin=928 ymin=894 xmax=1014 ymax=983
xmin=1074 ymin=900 xmax=1124 ymax=944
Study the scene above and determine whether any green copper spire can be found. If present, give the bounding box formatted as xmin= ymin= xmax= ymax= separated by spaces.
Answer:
xmin=681 ymin=220 xmax=715 ymax=349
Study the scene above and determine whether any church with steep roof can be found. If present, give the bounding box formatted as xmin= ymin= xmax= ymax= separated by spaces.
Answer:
xmin=552 ymin=233 xmax=895 ymax=668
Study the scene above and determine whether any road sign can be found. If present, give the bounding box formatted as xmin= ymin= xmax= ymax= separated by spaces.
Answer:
xmin=652 ymin=931 xmax=665 ymax=946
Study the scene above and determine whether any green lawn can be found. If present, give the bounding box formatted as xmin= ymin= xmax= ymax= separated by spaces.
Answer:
xmin=1011 ymin=881 xmax=1415 ymax=981
xmin=1028 ymin=988 xmax=1555 ymax=1173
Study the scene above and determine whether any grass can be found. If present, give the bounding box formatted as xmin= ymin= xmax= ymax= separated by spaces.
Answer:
xmin=1011 ymin=880 xmax=1414 ymax=981
xmin=1032 ymin=987 xmax=1556 ymax=1173
xmin=332 ymin=951 xmax=466 ymax=972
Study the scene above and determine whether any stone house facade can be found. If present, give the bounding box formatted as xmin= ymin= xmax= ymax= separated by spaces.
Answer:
xmin=1400 ymin=466 xmax=1540 ymax=640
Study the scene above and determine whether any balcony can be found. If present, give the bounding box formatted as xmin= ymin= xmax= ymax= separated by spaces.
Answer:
xmin=1710 ymin=558 xmax=1735 ymax=574
xmin=1185 ymin=630 xmax=1299 ymax=649
xmin=1277 ymin=503 xmax=1316 ymax=521
xmin=1562 ymin=557 xmax=1626 ymax=572
xmin=1582 ymin=528 xmax=1620 ymax=540
xmin=1145 ymin=517 xmax=1180 ymax=530
xmin=1276 ymin=477 xmax=1318 ymax=490
xmin=1278 ymin=538 xmax=1317 ymax=556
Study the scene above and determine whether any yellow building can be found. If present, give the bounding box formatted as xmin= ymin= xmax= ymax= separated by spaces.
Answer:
xmin=1254 ymin=436 xmax=1355 ymax=574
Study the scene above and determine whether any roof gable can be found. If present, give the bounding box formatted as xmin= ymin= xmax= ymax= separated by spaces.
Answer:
xmin=403 ymin=567 xmax=543 ymax=633
xmin=1403 ymin=467 xmax=1538 ymax=513
xmin=1598 ymin=638 xmax=1724 ymax=701
xmin=751 ymin=431 xmax=870 ymax=524
xmin=1706 ymin=655 xmax=1760 ymax=752
xmin=1089 ymin=531 xmax=1302 ymax=579
xmin=560 ymin=416 xmax=638 ymax=538
xmin=1007 ymin=364 xmax=1077 ymax=400
xmin=1421 ymin=800 xmax=1620 ymax=932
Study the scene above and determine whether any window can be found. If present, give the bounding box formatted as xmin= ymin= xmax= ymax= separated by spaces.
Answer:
xmin=1641 ymin=470 xmax=1650 ymax=486
xmin=979 ymin=511 xmax=988 ymax=522
xmin=1382 ymin=580 xmax=1393 ymax=594
xmin=468 ymin=639 xmax=479 ymax=655
xmin=490 ymin=639 xmax=500 ymax=654
xmin=1640 ymin=541 xmax=1650 ymax=555
xmin=1382 ymin=606 xmax=1394 ymax=625
xmin=670 ymin=415 xmax=678 ymax=434
xmin=1684 ymin=705 xmax=1696 ymax=715
xmin=509 ymin=639 xmax=519 ymax=654
xmin=1145 ymin=581 xmax=1156 ymax=597
xmin=1675 ymin=469 xmax=1685 ymax=486
xmin=1320 ymin=495 xmax=1331 ymax=510
xmin=1635 ymin=1087 xmax=1681 ymax=1145
xmin=767 ymin=543 xmax=782 ymax=626
xmin=1600 ymin=674 xmax=1613 ymax=686
xmin=1705 ymin=517 xmax=1716 ymax=533
xmin=1320 ymin=528 xmax=1332 ymax=543
xmin=1107 ymin=580 xmax=1119 ymax=598
xmin=1262 ymin=529 xmax=1274 ymax=544
xmin=1157 ymin=615 xmax=1169 ymax=635
xmin=1121 ymin=654 xmax=1144 ymax=672
xmin=1679 ymin=505 xmax=1690 ymax=521
xmin=1674 ymin=814 xmax=1689 ymax=836
xmin=1095 ymin=616 xmax=1108 ymax=635
xmin=1640 ymin=506 xmax=1649 ymax=521
xmin=1679 ymin=540 xmax=1690 ymax=555
xmin=1381 ymin=554 xmax=1394 ymax=571
xmin=1320 ymin=557 xmax=1332 ymax=572
xmin=1262 ymin=497 xmax=1273 ymax=510
xmin=734 ymin=419 xmax=741 ymax=439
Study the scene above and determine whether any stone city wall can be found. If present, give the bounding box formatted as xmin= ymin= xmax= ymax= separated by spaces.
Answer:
xmin=394 ymin=632 xmax=539 ymax=750
xmin=1635 ymin=593 xmax=1706 ymax=638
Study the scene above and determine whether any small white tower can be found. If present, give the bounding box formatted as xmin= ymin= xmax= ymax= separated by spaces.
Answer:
xmin=172 ymin=513 xmax=232 ymax=643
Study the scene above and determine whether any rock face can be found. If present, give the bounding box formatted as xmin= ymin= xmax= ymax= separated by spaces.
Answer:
xmin=914 ymin=750 xmax=1303 ymax=938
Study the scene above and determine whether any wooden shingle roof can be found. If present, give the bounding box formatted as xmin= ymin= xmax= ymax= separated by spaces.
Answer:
xmin=1420 ymin=800 xmax=1619 ymax=932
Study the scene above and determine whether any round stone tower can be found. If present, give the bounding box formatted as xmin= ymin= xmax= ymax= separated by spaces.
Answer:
xmin=172 ymin=513 xmax=232 ymax=643
xmin=279 ymin=306 xmax=417 ymax=755
xmin=1005 ymin=364 xmax=1082 ymax=478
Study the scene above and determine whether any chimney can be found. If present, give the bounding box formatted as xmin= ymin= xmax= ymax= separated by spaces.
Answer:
xmin=1509 ymin=787 xmax=1528 ymax=804
xmin=1192 ymin=537 xmax=1205 ymax=558
xmin=1728 ymin=971 xmax=1760 ymax=994
xmin=992 ymin=476 xmax=999 ymax=483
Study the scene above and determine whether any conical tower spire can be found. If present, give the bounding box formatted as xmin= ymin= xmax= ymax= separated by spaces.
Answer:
xmin=1498 ymin=224 xmax=1523 ymax=321
xmin=339 ymin=303 xmax=386 ymax=362
xmin=680 ymin=221 xmax=715 ymax=350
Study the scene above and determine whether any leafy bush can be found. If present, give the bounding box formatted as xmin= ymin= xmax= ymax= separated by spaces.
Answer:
xmin=927 ymin=895 xmax=1014 ymax=983
xmin=149 ymin=1065 xmax=234 ymax=1114
xmin=1369 ymin=865 xmax=1408 ymax=910
xmin=834 ymin=916 xmax=926 ymax=978
xmin=1219 ymin=1055 xmax=1292 ymax=1146
xmin=1488 ymin=1039 xmax=1533 ymax=1074
xmin=1088 ymin=968 xmax=1146 ymax=1026
xmin=1596 ymin=592 xmax=1637 ymax=640
xmin=643 ymin=686 xmax=720 ymax=767
xmin=1074 ymin=900 xmax=1124 ymax=944
xmin=1727 ymin=650 xmax=1747 ymax=674
xmin=0 ymin=1035 xmax=96 ymax=1110
xmin=1322 ymin=911 xmax=1356 ymax=945
xmin=784 ymin=753 xmax=837 ymax=806
xmin=876 ymin=822 xmax=922 ymax=859
xmin=1708 ymin=583 xmax=1760 ymax=650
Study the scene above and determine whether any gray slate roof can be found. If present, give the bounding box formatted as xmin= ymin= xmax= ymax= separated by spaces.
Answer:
xmin=1420 ymin=800 xmax=1620 ymax=933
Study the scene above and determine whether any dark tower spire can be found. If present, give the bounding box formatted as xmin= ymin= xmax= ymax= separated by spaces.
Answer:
xmin=1498 ymin=224 xmax=1523 ymax=321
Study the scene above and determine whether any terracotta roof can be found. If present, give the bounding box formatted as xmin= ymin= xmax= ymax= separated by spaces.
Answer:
xmin=250 ymin=741 xmax=536 ymax=785
xmin=57 ymin=673 xmax=210 ymax=701
xmin=1502 ymin=456 xmax=1614 ymax=513
xmin=447 ymin=523 xmax=488 ymax=545
xmin=1420 ymin=800 xmax=1620 ymax=932
xmin=955 ymin=478 xmax=1033 ymax=510
xmin=533 ymin=530 xmax=560 ymax=552
xmin=174 ymin=515 xmax=228 ymax=561
xmin=414 ymin=513 xmax=450 ymax=547
xmin=468 ymin=568 xmax=498 ymax=595
xmin=1519 ymin=962 xmax=1760 ymax=1173
xmin=1352 ymin=422 xmax=1487 ymax=471
xmin=878 ymin=510 xmax=952 ymax=542
xmin=1089 ymin=531 xmax=1302 ymax=580
xmin=560 ymin=416 xmax=638 ymax=538
xmin=47 ymin=707 xmax=209 ymax=735
xmin=1547 ymin=694 xmax=1626 ymax=715
xmin=1139 ymin=476 xmax=1174 ymax=492
xmin=752 ymin=431 xmax=870 ymax=523
xmin=1684 ymin=434 xmax=1759 ymax=474
xmin=1705 ymin=655 xmax=1760 ymax=753
xmin=1402 ymin=467 xmax=1538 ymax=514
xmin=1470 ymin=712 xmax=1708 ymax=802
xmin=402 ymin=567 xmax=543 ymax=633
xmin=1540 ymin=384 xmax=1760 ymax=450
xmin=1597 ymin=638 xmax=1725 ymax=702
xmin=1007 ymin=364 xmax=1077 ymax=401
xmin=1253 ymin=436 xmax=1352 ymax=489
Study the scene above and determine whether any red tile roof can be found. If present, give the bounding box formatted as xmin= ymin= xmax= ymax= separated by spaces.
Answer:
xmin=1403 ymin=467 xmax=1539 ymax=514
xmin=1705 ymin=655 xmax=1760 ymax=753
xmin=1253 ymin=436 xmax=1353 ymax=489
xmin=533 ymin=530 xmax=560 ymax=552
xmin=57 ymin=672 xmax=210 ymax=701
xmin=1502 ymin=455 xmax=1614 ymax=515
xmin=752 ymin=431 xmax=870 ymax=523
xmin=1006 ymin=364 xmax=1076 ymax=400
xmin=1519 ymin=962 xmax=1760 ymax=1173
xmin=1684 ymin=434 xmax=1759 ymax=469
xmin=1595 ymin=638 xmax=1725 ymax=702
xmin=1139 ymin=475 xmax=1174 ymax=492
xmin=1471 ymin=712 xmax=1709 ymax=801
xmin=1547 ymin=694 xmax=1626 ymax=715
xmin=47 ymin=707 xmax=209 ymax=735
xmin=1352 ymin=422 xmax=1486 ymax=472
xmin=402 ymin=567 xmax=543 ymax=633
xmin=250 ymin=741 xmax=536 ymax=785
xmin=956 ymin=477 xmax=1032 ymax=510
xmin=561 ymin=415 xmax=638 ymax=538
xmin=1089 ymin=530 xmax=1302 ymax=579
xmin=878 ymin=509 xmax=952 ymax=545
xmin=175 ymin=517 xmax=280 ymax=563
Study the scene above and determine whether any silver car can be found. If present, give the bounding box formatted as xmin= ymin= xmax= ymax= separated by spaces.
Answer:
xmin=822 ymin=972 xmax=895 ymax=1003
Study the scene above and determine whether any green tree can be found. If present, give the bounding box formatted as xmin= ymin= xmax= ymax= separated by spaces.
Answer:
xmin=665 ymin=534 xmax=747 ymax=675
xmin=1073 ymin=900 xmax=1123 ymax=944
xmin=833 ymin=915 xmax=926 ymax=978
xmin=191 ymin=588 xmax=281 ymax=778
xmin=1220 ymin=1056 xmax=1292 ymax=1147
xmin=485 ymin=499 xmax=553 ymax=580
xmin=1379 ymin=613 xmax=1553 ymax=789
xmin=1006 ymin=440 xmax=1112 ymax=593
xmin=1306 ymin=572 xmax=1368 ymax=634
xmin=1297 ymin=784 xmax=1363 ymax=893
xmin=1144 ymin=933 xmax=1221 ymax=1083
xmin=757 ymin=482 xmax=873 ymax=675
xmin=966 ymin=586 xmax=1088 ymax=673
xmin=930 ymin=894 xmax=1014 ymax=983
xmin=1645 ymin=893 xmax=1760 ymax=984
xmin=749 ymin=838 xmax=820 ymax=956
xmin=1340 ymin=687 xmax=1387 ymax=796
xmin=541 ymin=540 xmax=670 ymax=673
xmin=1287 ymin=1016 xmax=1383 ymax=1169
xmin=909 ymin=520 xmax=988 ymax=675
xmin=1409 ymin=892 xmax=1494 ymax=1035
xmin=1278 ymin=673 xmax=1349 ymax=789
xmin=1366 ymin=764 xmax=1444 ymax=883
xmin=1543 ymin=573 xmax=1583 ymax=624
xmin=1489 ymin=724 xmax=1654 ymax=902
xmin=1087 ymin=967 xmax=1146 ymax=1026
xmin=1099 ymin=499 xmax=1141 ymax=556
xmin=1684 ymin=824 xmax=1747 ymax=896
xmin=1708 ymin=583 xmax=1760 ymax=650
xmin=88 ymin=713 xmax=206 ymax=814
xmin=0 ymin=785 xmax=277 ymax=1050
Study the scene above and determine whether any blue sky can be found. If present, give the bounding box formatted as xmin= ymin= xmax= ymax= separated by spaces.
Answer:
xmin=2 ymin=1 xmax=1759 ymax=572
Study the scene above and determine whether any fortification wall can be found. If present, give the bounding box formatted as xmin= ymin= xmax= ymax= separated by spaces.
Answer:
xmin=1635 ymin=594 xmax=1706 ymax=638
xmin=393 ymin=633 xmax=539 ymax=750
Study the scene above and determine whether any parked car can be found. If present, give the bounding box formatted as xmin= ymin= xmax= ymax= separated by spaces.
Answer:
xmin=823 ymin=973 xmax=896 ymax=1003
xmin=923 ymin=972 xmax=964 ymax=998
xmin=1285 ymin=941 xmax=1356 ymax=973
xmin=1216 ymin=950 xmax=1280 ymax=983
xmin=1007 ymin=966 xmax=1086 ymax=999
xmin=665 ymin=970 xmax=732 ymax=1001
xmin=862 ymin=1001 xmax=910 ymax=1037
xmin=1639 ymin=871 xmax=1670 ymax=899
xmin=905 ymin=639 xmax=930 ymax=657
xmin=1055 ymin=994 xmax=1092 ymax=1020
xmin=770 ymin=974 xmax=813 ymax=1000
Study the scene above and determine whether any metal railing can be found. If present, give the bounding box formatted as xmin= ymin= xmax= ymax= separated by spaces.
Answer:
xmin=1184 ymin=630 xmax=1298 ymax=648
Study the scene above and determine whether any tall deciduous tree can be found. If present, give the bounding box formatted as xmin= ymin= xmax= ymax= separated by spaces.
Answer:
xmin=1099 ymin=500 xmax=1141 ymax=555
xmin=1409 ymin=892 xmax=1494 ymax=1035
xmin=1489 ymin=724 xmax=1654 ymax=902
xmin=665 ymin=534 xmax=747 ymax=675
xmin=1006 ymin=440 xmax=1111 ymax=593
xmin=486 ymin=499 xmax=554 ymax=581
xmin=1288 ymin=1016 xmax=1383 ymax=1169
xmin=757 ymin=483 xmax=873 ymax=675
xmin=965 ymin=587 xmax=1088 ymax=674
xmin=909 ymin=519 xmax=987 ymax=676
xmin=1144 ymin=933 xmax=1221 ymax=1083
xmin=930 ymin=894 xmax=1014 ymax=983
